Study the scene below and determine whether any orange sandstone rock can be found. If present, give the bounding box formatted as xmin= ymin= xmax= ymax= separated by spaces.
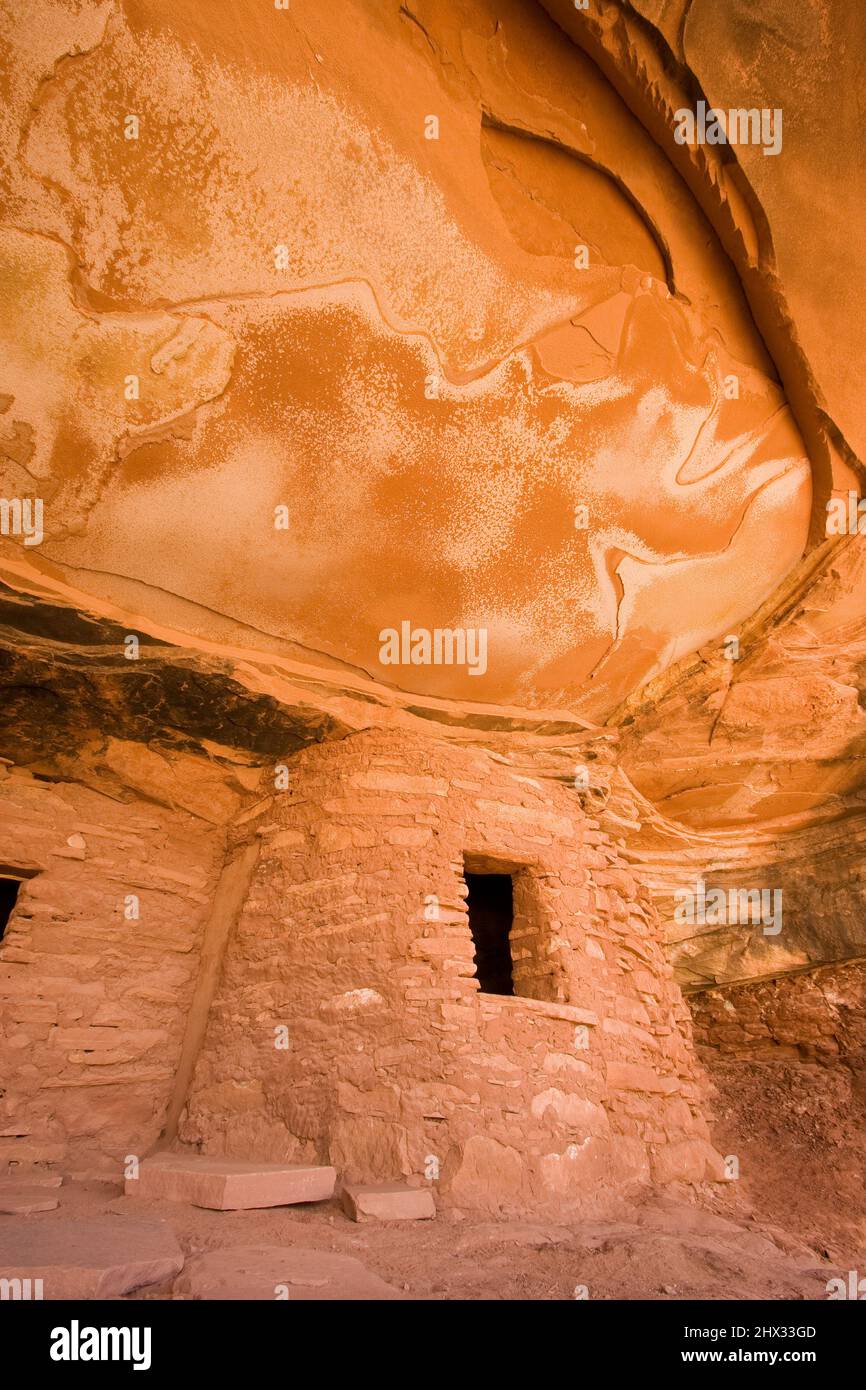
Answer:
xmin=127 ymin=1154 xmax=336 ymax=1210
xmin=341 ymin=1183 xmax=437 ymax=1223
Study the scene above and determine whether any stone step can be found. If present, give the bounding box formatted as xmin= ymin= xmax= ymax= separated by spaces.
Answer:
xmin=341 ymin=1182 xmax=436 ymax=1222
xmin=0 ymin=1185 xmax=60 ymax=1214
xmin=0 ymin=1173 xmax=63 ymax=1188
xmin=126 ymin=1154 xmax=336 ymax=1211
xmin=0 ymin=1218 xmax=183 ymax=1299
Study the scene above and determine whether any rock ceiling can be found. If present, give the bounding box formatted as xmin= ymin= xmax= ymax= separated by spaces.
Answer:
xmin=1 ymin=0 xmax=864 ymax=986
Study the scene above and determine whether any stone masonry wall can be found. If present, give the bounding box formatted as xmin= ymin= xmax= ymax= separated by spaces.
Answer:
xmin=690 ymin=961 xmax=866 ymax=1065
xmin=182 ymin=729 xmax=721 ymax=1213
xmin=0 ymin=762 xmax=225 ymax=1171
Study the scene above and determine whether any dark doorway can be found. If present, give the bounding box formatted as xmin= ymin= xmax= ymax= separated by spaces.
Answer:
xmin=465 ymin=872 xmax=514 ymax=996
xmin=0 ymin=877 xmax=21 ymax=942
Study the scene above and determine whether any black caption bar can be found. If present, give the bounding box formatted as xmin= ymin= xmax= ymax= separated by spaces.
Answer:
xmin=8 ymin=1296 xmax=860 ymax=1376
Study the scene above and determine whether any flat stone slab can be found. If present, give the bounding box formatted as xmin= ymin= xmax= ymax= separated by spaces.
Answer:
xmin=0 ymin=1174 xmax=63 ymax=1188
xmin=0 ymin=1186 xmax=60 ymax=1214
xmin=341 ymin=1183 xmax=436 ymax=1223
xmin=174 ymin=1245 xmax=402 ymax=1301
xmin=126 ymin=1154 xmax=336 ymax=1210
xmin=0 ymin=1218 xmax=183 ymax=1299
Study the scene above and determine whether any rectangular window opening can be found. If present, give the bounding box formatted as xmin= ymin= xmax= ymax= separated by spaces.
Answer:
xmin=465 ymin=870 xmax=514 ymax=997
xmin=0 ymin=876 xmax=22 ymax=943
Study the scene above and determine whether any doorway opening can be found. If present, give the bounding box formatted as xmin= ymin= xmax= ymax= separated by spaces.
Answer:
xmin=465 ymin=871 xmax=514 ymax=996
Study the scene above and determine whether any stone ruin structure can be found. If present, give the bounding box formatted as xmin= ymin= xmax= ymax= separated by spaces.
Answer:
xmin=0 ymin=722 xmax=720 ymax=1213
xmin=0 ymin=0 xmax=864 ymax=1245
xmin=180 ymin=732 xmax=719 ymax=1208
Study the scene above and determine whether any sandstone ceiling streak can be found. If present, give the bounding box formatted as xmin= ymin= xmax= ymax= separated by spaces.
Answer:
xmin=1 ymin=0 xmax=814 ymax=720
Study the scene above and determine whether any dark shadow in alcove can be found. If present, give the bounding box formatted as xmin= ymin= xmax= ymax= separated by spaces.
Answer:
xmin=0 ymin=876 xmax=21 ymax=942
xmin=465 ymin=871 xmax=514 ymax=996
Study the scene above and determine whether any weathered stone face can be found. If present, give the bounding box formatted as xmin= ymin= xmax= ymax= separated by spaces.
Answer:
xmin=611 ymin=532 xmax=866 ymax=989
xmin=692 ymin=960 xmax=866 ymax=1065
xmin=0 ymin=0 xmax=818 ymax=714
